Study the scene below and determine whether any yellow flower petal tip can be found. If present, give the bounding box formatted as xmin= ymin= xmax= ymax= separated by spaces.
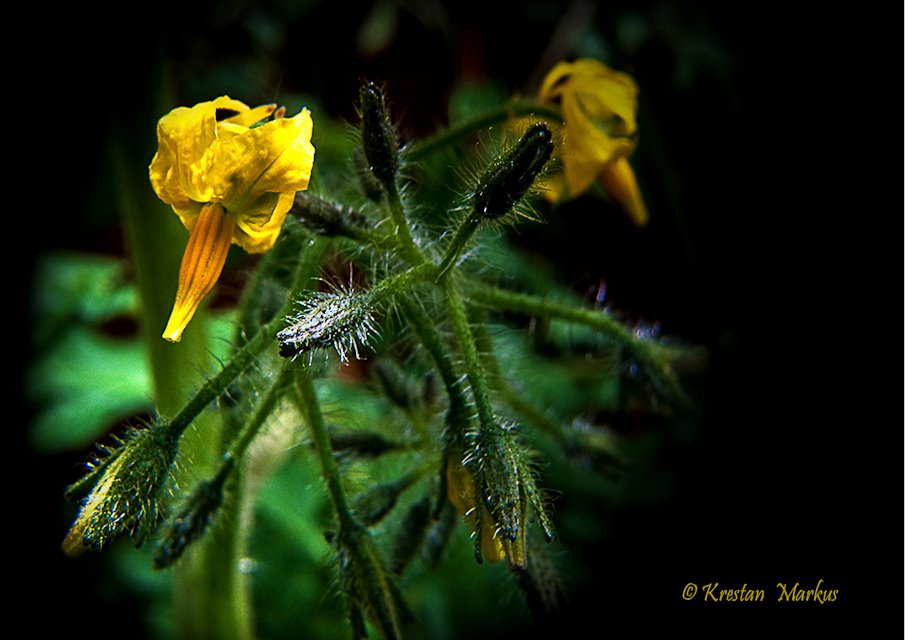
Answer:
xmin=162 ymin=204 xmax=236 ymax=343
xmin=599 ymin=157 xmax=649 ymax=227
xmin=150 ymin=96 xmax=316 ymax=341
xmin=445 ymin=456 xmax=507 ymax=564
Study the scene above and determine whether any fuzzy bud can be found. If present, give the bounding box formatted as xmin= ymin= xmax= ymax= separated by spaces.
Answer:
xmin=291 ymin=192 xmax=365 ymax=237
xmin=153 ymin=461 xmax=232 ymax=569
xmin=63 ymin=425 xmax=180 ymax=557
xmin=449 ymin=423 xmax=555 ymax=571
xmin=473 ymin=122 xmax=553 ymax=220
xmin=351 ymin=472 xmax=419 ymax=527
xmin=359 ymin=81 xmax=399 ymax=187
xmin=277 ymin=288 xmax=377 ymax=363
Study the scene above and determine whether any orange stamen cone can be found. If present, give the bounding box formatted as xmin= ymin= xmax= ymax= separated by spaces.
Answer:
xmin=162 ymin=203 xmax=236 ymax=342
xmin=599 ymin=156 xmax=649 ymax=227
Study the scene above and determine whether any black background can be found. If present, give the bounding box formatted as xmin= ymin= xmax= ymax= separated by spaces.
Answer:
xmin=13 ymin=1 xmax=900 ymax=636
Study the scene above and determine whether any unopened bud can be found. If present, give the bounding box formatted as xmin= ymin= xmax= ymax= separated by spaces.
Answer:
xmin=63 ymin=425 xmax=180 ymax=557
xmin=449 ymin=423 xmax=555 ymax=571
xmin=473 ymin=122 xmax=553 ymax=219
xmin=153 ymin=461 xmax=232 ymax=569
xmin=359 ymin=81 xmax=399 ymax=187
xmin=352 ymin=472 xmax=419 ymax=527
xmin=291 ymin=192 xmax=365 ymax=236
xmin=277 ymin=289 xmax=377 ymax=363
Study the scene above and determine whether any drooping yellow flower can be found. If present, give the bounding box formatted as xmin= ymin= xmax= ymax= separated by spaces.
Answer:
xmin=149 ymin=96 xmax=315 ymax=342
xmin=446 ymin=456 xmax=506 ymax=564
xmin=536 ymin=58 xmax=648 ymax=226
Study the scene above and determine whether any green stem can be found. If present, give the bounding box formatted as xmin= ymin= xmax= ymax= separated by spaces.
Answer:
xmin=218 ymin=367 xmax=293 ymax=470
xmin=435 ymin=214 xmax=481 ymax=282
xmin=293 ymin=369 xmax=357 ymax=533
xmin=397 ymin=295 xmax=470 ymax=424
xmin=369 ymin=262 xmax=436 ymax=300
xmin=464 ymin=281 xmax=688 ymax=404
xmin=405 ymin=100 xmax=562 ymax=162
xmin=441 ymin=278 xmax=497 ymax=433
xmin=472 ymin=320 xmax=568 ymax=448
xmin=177 ymin=368 xmax=291 ymax=640
xmin=384 ymin=181 xmax=425 ymax=266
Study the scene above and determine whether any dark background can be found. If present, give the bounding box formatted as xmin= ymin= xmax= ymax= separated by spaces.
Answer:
xmin=15 ymin=0 xmax=899 ymax=636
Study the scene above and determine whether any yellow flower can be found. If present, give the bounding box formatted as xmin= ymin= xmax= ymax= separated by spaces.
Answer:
xmin=149 ymin=96 xmax=315 ymax=342
xmin=445 ymin=456 xmax=506 ymax=564
xmin=536 ymin=58 xmax=648 ymax=226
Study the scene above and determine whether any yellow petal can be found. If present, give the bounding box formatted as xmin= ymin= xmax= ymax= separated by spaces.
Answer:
xmin=233 ymin=191 xmax=296 ymax=254
xmin=561 ymin=93 xmax=635 ymax=196
xmin=163 ymin=203 xmax=236 ymax=342
xmin=150 ymin=99 xmax=315 ymax=257
xmin=538 ymin=59 xmax=578 ymax=101
xmin=599 ymin=157 xmax=649 ymax=227
xmin=537 ymin=59 xmax=641 ymax=200
xmin=556 ymin=59 xmax=638 ymax=134
xmin=213 ymin=108 xmax=315 ymax=212
xmin=478 ymin=507 xmax=505 ymax=564
xmin=150 ymin=96 xmax=251 ymax=217
xmin=446 ymin=456 xmax=476 ymax=515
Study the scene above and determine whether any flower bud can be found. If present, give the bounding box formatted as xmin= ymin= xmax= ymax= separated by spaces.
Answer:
xmin=447 ymin=423 xmax=555 ymax=571
xmin=291 ymin=192 xmax=366 ymax=237
xmin=473 ymin=122 xmax=554 ymax=220
xmin=277 ymin=289 xmax=377 ymax=363
xmin=153 ymin=461 xmax=232 ymax=569
xmin=351 ymin=472 xmax=419 ymax=527
xmin=359 ymin=81 xmax=399 ymax=187
xmin=329 ymin=427 xmax=402 ymax=459
xmin=390 ymin=496 xmax=432 ymax=575
xmin=63 ymin=425 xmax=180 ymax=557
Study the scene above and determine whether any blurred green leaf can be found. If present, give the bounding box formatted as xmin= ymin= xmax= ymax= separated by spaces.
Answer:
xmin=447 ymin=80 xmax=508 ymax=124
xmin=28 ymin=326 xmax=152 ymax=452
xmin=28 ymin=251 xmax=239 ymax=452
xmin=32 ymin=252 xmax=137 ymax=347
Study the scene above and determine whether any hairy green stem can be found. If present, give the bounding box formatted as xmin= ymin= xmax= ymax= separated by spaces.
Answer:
xmin=435 ymin=214 xmax=481 ymax=281
xmin=384 ymin=181 xmax=425 ymax=266
xmin=369 ymin=262 xmax=436 ymax=300
xmin=397 ymin=295 xmax=470 ymax=423
xmin=441 ymin=278 xmax=498 ymax=433
xmin=155 ymin=235 xmax=325 ymax=640
xmin=221 ymin=367 xmax=293 ymax=469
xmin=464 ymin=281 xmax=688 ymax=403
xmin=293 ymin=370 xmax=357 ymax=532
xmin=405 ymin=100 xmax=562 ymax=162
xmin=472 ymin=320 xmax=568 ymax=447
